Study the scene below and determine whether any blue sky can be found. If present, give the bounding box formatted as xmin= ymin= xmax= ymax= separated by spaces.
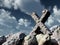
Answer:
xmin=0 ymin=0 xmax=60 ymax=36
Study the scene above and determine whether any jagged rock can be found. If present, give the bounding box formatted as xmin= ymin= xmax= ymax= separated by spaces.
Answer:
xmin=24 ymin=35 xmax=38 ymax=45
xmin=24 ymin=33 xmax=50 ymax=45
xmin=17 ymin=33 xmax=26 ymax=45
xmin=36 ymin=33 xmax=58 ymax=45
xmin=0 ymin=36 xmax=6 ymax=45
xmin=2 ymin=32 xmax=26 ymax=45
xmin=51 ymin=25 xmax=60 ymax=45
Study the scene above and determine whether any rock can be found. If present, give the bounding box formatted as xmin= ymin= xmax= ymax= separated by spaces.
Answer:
xmin=51 ymin=25 xmax=60 ymax=45
xmin=0 ymin=36 xmax=6 ymax=45
xmin=2 ymin=32 xmax=26 ymax=45
xmin=24 ymin=33 xmax=50 ymax=45
xmin=43 ymin=39 xmax=58 ymax=45
xmin=36 ymin=34 xmax=58 ymax=45
xmin=36 ymin=34 xmax=49 ymax=45
xmin=24 ymin=35 xmax=38 ymax=45
xmin=17 ymin=33 xmax=26 ymax=45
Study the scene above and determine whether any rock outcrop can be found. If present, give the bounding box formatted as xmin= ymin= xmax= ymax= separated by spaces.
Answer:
xmin=24 ymin=35 xmax=38 ymax=45
xmin=0 ymin=29 xmax=59 ymax=45
xmin=36 ymin=34 xmax=49 ymax=45
xmin=51 ymin=25 xmax=60 ymax=45
xmin=2 ymin=32 xmax=26 ymax=45
xmin=0 ymin=36 xmax=6 ymax=45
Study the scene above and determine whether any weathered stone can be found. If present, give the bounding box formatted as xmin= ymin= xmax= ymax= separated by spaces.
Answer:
xmin=0 ymin=36 xmax=6 ymax=45
xmin=23 ymin=9 xmax=51 ymax=45
xmin=51 ymin=25 xmax=60 ymax=45
xmin=24 ymin=35 xmax=38 ymax=45
xmin=43 ymin=39 xmax=58 ymax=45
xmin=31 ymin=9 xmax=50 ymax=23
xmin=30 ymin=9 xmax=51 ymax=35
xmin=31 ymin=12 xmax=39 ymax=23
xmin=2 ymin=32 xmax=26 ymax=45
xmin=36 ymin=34 xmax=49 ymax=45
xmin=39 ymin=9 xmax=50 ymax=23
xmin=24 ymin=33 xmax=51 ymax=45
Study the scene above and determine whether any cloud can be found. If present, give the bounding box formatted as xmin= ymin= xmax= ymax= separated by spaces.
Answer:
xmin=16 ymin=18 xmax=33 ymax=34
xmin=19 ymin=0 xmax=44 ymax=14
xmin=0 ymin=0 xmax=44 ymax=15
xmin=0 ymin=9 xmax=18 ymax=35
xmin=18 ymin=18 xmax=31 ymax=27
xmin=45 ymin=6 xmax=60 ymax=28
xmin=45 ymin=15 xmax=54 ymax=26
xmin=40 ymin=0 xmax=60 ymax=10
xmin=0 ymin=0 xmax=38 ymax=9
xmin=0 ymin=9 xmax=33 ymax=36
xmin=0 ymin=0 xmax=22 ymax=9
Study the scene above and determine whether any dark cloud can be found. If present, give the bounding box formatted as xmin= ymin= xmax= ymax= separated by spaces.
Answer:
xmin=40 ymin=0 xmax=60 ymax=11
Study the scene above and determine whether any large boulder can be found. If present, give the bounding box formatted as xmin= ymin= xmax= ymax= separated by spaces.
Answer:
xmin=36 ymin=34 xmax=49 ymax=45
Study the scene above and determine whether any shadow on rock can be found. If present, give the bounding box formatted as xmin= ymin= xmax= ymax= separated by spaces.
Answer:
xmin=43 ymin=39 xmax=59 ymax=45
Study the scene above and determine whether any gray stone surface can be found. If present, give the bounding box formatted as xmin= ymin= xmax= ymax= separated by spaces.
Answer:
xmin=30 ymin=9 xmax=51 ymax=35
xmin=2 ymin=32 xmax=26 ymax=45
xmin=0 ymin=36 xmax=6 ymax=45
xmin=24 ymin=35 xmax=38 ymax=45
xmin=51 ymin=25 xmax=60 ymax=45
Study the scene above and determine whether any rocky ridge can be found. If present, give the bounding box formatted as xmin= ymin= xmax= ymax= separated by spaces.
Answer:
xmin=0 ymin=25 xmax=60 ymax=45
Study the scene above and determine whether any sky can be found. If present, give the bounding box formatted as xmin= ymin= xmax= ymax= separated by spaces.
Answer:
xmin=0 ymin=0 xmax=60 ymax=36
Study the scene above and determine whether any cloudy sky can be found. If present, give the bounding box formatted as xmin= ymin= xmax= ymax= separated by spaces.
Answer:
xmin=0 ymin=0 xmax=60 ymax=36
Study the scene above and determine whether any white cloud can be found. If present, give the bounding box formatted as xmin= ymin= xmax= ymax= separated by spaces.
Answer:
xmin=3 ymin=0 xmax=12 ymax=8
xmin=0 ymin=0 xmax=22 ymax=9
xmin=0 ymin=0 xmax=44 ymax=15
xmin=0 ymin=0 xmax=25 ymax=9
xmin=12 ymin=0 xmax=22 ymax=9
xmin=53 ymin=6 xmax=60 ymax=16
xmin=45 ymin=15 xmax=54 ymax=26
xmin=18 ymin=18 xmax=31 ymax=27
xmin=0 ymin=9 xmax=18 ymax=35
xmin=0 ymin=9 xmax=32 ymax=36
xmin=16 ymin=18 xmax=33 ymax=34
xmin=45 ymin=6 xmax=60 ymax=28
